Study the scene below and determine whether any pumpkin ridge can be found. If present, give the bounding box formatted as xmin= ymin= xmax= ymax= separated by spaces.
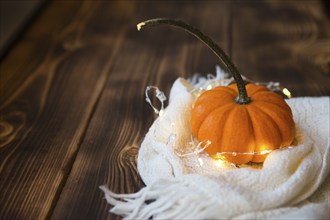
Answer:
xmin=251 ymin=104 xmax=285 ymax=144
xmin=191 ymin=91 xmax=236 ymax=136
xmin=197 ymin=103 xmax=236 ymax=158
xmin=218 ymin=106 xmax=239 ymax=153
xmin=245 ymin=106 xmax=257 ymax=154
xmin=251 ymin=102 xmax=294 ymax=146
xmin=252 ymin=91 xmax=288 ymax=103
xmin=251 ymin=92 xmax=292 ymax=113
xmin=245 ymin=84 xmax=269 ymax=96
xmin=253 ymin=100 xmax=292 ymax=116
xmin=247 ymin=105 xmax=282 ymax=153
xmin=199 ymin=88 xmax=237 ymax=103
xmin=219 ymin=106 xmax=254 ymax=163
xmin=197 ymin=102 xmax=235 ymax=138
xmin=253 ymin=101 xmax=292 ymax=118
xmin=213 ymin=86 xmax=237 ymax=96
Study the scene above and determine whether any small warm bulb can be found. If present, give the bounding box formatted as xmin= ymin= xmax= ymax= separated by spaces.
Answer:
xmin=282 ymin=88 xmax=292 ymax=98
xmin=259 ymin=150 xmax=271 ymax=155
xmin=198 ymin=158 xmax=204 ymax=167
xmin=206 ymin=84 xmax=213 ymax=90
xmin=215 ymin=159 xmax=225 ymax=168
xmin=159 ymin=109 xmax=165 ymax=117
xmin=258 ymin=145 xmax=272 ymax=155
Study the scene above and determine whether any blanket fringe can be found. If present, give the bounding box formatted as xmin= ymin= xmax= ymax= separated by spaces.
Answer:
xmin=100 ymin=178 xmax=217 ymax=219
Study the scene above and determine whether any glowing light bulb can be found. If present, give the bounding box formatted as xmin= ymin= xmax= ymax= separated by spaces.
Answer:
xmin=282 ymin=88 xmax=292 ymax=98
xmin=198 ymin=158 xmax=204 ymax=167
xmin=159 ymin=109 xmax=164 ymax=117
xmin=258 ymin=145 xmax=272 ymax=155
xmin=215 ymin=159 xmax=225 ymax=168
xmin=259 ymin=150 xmax=271 ymax=155
xmin=206 ymin=84 xmax=213 ymax=90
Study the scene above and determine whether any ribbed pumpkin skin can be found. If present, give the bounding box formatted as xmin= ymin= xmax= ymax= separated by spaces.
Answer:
xmin=191 ymin=84 xmax=295 ymax=164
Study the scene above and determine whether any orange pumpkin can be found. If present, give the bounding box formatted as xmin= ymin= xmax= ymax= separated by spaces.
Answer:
xmin=191 ymin=83 xmax=295 ymax=164
xmin=138 ymin=18 xmax=295 ymax=164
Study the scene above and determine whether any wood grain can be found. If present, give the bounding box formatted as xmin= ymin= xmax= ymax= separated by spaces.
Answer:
xmin=0 ymin=0 xmax=329 ymax=220
xmin=51 ymin=1 xmax=230 ymax=219
xmin=231 ymin=0 xmax=330 ymax=96
xmin=0 ymin=0 xmax=126 ymax=219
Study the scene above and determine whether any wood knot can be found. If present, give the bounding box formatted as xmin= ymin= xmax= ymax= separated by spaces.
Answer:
xmin=0 ymin=111 xmax=26 ymax=148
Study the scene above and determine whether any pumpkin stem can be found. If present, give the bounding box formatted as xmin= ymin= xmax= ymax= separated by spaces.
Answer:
xmin=137 ymin=18 xmax=251 ymax=104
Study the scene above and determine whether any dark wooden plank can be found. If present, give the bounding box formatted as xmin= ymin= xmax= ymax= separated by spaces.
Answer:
xmin=51 ymin=1 xmax=230 ymax=219
xmin=0 ymin=0 xmax=128 ymax=219
xmin=231 ymin=0 xmax=330 ymax=96
xmin=0 ymin=0 xmax=45 ymax=58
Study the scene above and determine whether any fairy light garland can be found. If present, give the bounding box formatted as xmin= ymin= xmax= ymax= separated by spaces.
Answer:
xmin=145 ymin=86 xmax=166 ymax=116
xmin=145 ymin=69 xmax=293 ymax=168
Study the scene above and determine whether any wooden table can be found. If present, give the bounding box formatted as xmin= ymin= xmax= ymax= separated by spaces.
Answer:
xmin=1 ymin=0 xmax=329 ymax=219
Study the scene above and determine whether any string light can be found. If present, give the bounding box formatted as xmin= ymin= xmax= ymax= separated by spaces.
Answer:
xmin=282 ymin=88 xmax=292 ymax=98
xmin=145 ymin=68 xmax=294 ymax=169
xmin=215 ymin=159 xmax=225 ymax=168
xmin=198 ymin=158 xmax=204 ymax=167
xmin=145 ymin=86 xmax=166 ymax=115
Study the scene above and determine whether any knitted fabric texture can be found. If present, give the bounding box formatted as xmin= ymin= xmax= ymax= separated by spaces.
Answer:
xmin=101 ymin=78 xmax=330 ymax=219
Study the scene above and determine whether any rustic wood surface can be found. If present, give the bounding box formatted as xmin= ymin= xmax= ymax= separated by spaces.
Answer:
xmin=0 ymin=0 xmax=329 ymax=219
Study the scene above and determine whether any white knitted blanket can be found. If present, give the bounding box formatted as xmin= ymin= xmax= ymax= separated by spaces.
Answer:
xmin=101 ymin=77 xmax=330 ymax=219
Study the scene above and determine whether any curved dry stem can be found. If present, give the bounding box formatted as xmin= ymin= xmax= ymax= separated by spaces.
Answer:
xmin=137 ymin=18 xmax=251 ymax=104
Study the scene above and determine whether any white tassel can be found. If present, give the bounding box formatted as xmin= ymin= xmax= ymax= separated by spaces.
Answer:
xmin=100 ymin=178 xmax=218 ymax=219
